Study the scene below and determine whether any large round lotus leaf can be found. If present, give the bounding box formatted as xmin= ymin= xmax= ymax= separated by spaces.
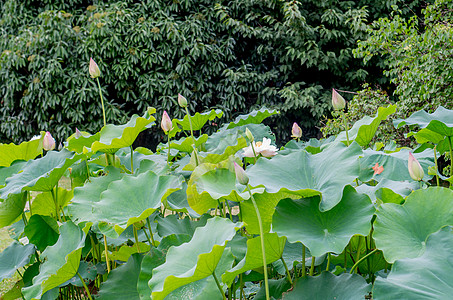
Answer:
xmin=394 ymin=106 xmax=453 ymax=137
xmin=226 ymin=108 xmax=278 ymax=129
xmin=92 ymin=171 xmax=181 ymax=237
xmin=172 ymin=109 xmax=223 ymax=133
xmin=65 ymin=132 xmax=100 ymax=154
xmin=358 ymin=148 xmax=434 ymax=182
xmin=165 ymin=249 xmax=235 ymax=300
xmin=373 ymin=187 xmax=453 ymax=263
xmin=0 ymin=149 xmax=83 ymax=199
xmin=22 ymin=221 xmax=86 ymax=300
xmin=335 ymin=105 xmax=396 ymax=147
xmin=24 ymin=214 xmax=59 ymax=251
xmin=162 ymin=182 xmax=199 ymax=217
xmin=0 ymin=160 xmax=27 ymax=187
xmin=0 ymin=241 xmax=35 ymax=281
xmin=168 ymin=135 xmax=209 ymax=153
xmin=67 ymin=167 xmax=124 ymax=226
xmin=374 ymin=226 xmax=453 ymax=299
xmin=0 ymin=192 xmax=26 ymax=227
xmin=222 ymin=233 xmax=286 ymax=286
xmin=137 ymin=248 xmax=166 ymax=300
xmin=282 ymin=272 xmax=371 ymax=300
xmin=246 ymin=142 xmax=362 ymax=211
xmin=149 ymin=217 xmax=242 ymax=300
xmin=0 ymin=136 xmax=43 ymax=167
xmin=272 ymin=186 xmax=374 ymax=257
xmin=91 ymin=114 xmax=155 ymax=153
xmin=98 ymin=254 xmax=143 ymax=300
xmin=356 ymin=179 xmax=417 ymax=206
xmin=31 ymin=188 xmax=73 ymax=218
xmin=156 ymin=214 xmax=210 ymax=238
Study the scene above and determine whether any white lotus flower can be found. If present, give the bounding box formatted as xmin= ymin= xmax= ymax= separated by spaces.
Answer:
xmin=243 ymin=137 xmax=278 ymax=158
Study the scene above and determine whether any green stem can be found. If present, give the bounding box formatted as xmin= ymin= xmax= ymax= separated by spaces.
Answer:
xmin=365 ymin=237 xmax=371 ymax=278
xmin=302 ymin=244 xmax=306 ymax=277
xmin=434 ymin=146 xmax=440 ymax=186
xmin=51 ymin=188 xmax=61 ymax=222
xmin=104 ymin=235 xmax=111 ymax=273
xmin=225 ymin=199 xmax=233 ymax=221
xmin=251 ymin=143 xmax=258 ymax=164
xmin=212 ymin=272 xmax=226 ymax=300
xmin=326 ymin=253 xmax=331 ymax=272
xmin=185 ymin=106 xmax=194 ymax=139
xmin=240 ymin=274 xmax=245 ymax=300
xmin=309 ymin=256 xmax=315 ymax=276
xmin=349 ymin=249 xmax=378 ymax=274
xmin=355 ymin=236 xmax=363 ymax=274
xmin=133 ymin=226 xmax=141 ymax=252
xmin=146 ymin=218 xmax=156 ymax=247
xmin=27 ymin=192 xmax=32 ymax=216
xmin=246 ymin=186 xmax=269 ymax=300
xmin=341 ymin=110 xmax=350 ymax=146
xmin=130 ymin=145 xmax=134 ymax=174
xmin=217 ymin=199 xmax=225 ymax=218
xmin=96 ymin=77 xmax=106 ymax=127
xmin=16 ymin=269 xmax=23 ymax=278
xmin=344 ymin=246 xmax=348 ymax=273
xmin=281 ymin=257 xmax=293 ymax=285
xmin=77 ymin=272 xmax=93 ymax=300
xmin=448 ymin=137 xmax=453 ymax=186
xmin=166 ymin=134 xmax=171 ymax=167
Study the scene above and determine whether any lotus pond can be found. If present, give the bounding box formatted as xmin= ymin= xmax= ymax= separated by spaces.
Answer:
xmin=1 ymin=101 xmax=453 ymax=300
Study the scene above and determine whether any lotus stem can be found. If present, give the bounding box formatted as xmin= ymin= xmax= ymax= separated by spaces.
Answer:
xmin=341 ymin=110 xmax=350 ymax=146
xmin=302 ymin=244 xmax=306 ymax=277
xmin=326 ymin=253 xmax=331 ymax=271
xmin=281 ymin=257 xmax=293 ymax=285
xmin=309 ymin=256 xmax=315 ymax=276
xmin=246 ymin=186 xmax=269 ymax=300
xmin=104 ymin=235 xmax=111 ymax=273
xmin=212 ymin=272 xmax=226 ymax=300
xmin=51 ymin=188 xmax=61 ymax=222
xmin=355 ymin=236 xmax=362 ymax=274
xmin=146 ymin=217 xmax=156 ymax=247
xmin=448 ymin=137 xmax=453 ymax=186
xmin=133 ymin=226 xmax=141 ymax=252
xmin=167 ymin=134 xmax=171 ymax=167
xmin=349 ymin=249 xmax=378 ymax=274
xmin=77 ymin=272 xmax=93 ymax=300
xmin=251 ymin=143 xmax=258 ymax=164
xmin=434 ymin=146 xmax=440 ymax=186
xmin=96 ymin=77 xmax=106 ymax=127
xmin=130 ymin=145 xmax=134 ymax=173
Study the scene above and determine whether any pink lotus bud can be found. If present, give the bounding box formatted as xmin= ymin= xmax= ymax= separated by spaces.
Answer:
xmin=43 ymin=131 xmax=56 ymax=151
xmin=408 ymin=152 xmax=424 ymax=181
xmin=291 ymin=122 xmax=302 ymax=139
xmin=89 ymin=58 xmax=100 ymax=78
xmin=161 ymin=111 xmax=173 ymax=133
xmin=332 ymin=88 xmax=346 ymax=111
xmin=178 ymin=93 xmax=188 ymax=108
xmin=234 ymin=162 xmax=249 ymax=185
xmin=75 ymin=128 xmax=82 ymax=138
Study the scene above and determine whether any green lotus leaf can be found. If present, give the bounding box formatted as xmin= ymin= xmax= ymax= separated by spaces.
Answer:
xmin=358 ymin=148 xmax=434 ymax=183
xmin=91 ymin=114 xmax=155 ymax=153
xmin=118 ymin=152 xmax=168 ymax=175
xmin=394 ymin=106 xmax=453 ymax=136
xmin=31 ymin=188 xmax=73 ymax=218
xmin=272 ymin=186 xmax=374 ymax=257
xmin=98 ymin=253 xmax=144 ymax=300
xmin=59 ymin=261 xmax=98 ymax=288
xmin=0 ymin=160 xmax=27 ymax=188
xmin=356 ymin=179 xmax=417 ymax=206
xmin=373 ymin=226 xmax=453 ymax=299
xmin=137 ymin=248 xmax=166 ymax=300
xmin=173 ymin=109 xmax=223 ymax=132
xmin=226 ymin=107 xmax=278 ymax=129
xmin=168 ymin=135 xmax=209 ymax=153
xmin=22 ymin=221 xmax=86 ymax=300
xmin=373 ymin=187 xmax=453 ymax=263
xmin=65 ymin=132 xmax=100 ymax=154
xmin=67 ymin=167 xmax=124 ymax=227
xmin=280 ymin=138 xmax=331 ymax=155
xmin=109 ymin=243 xmax=151 ymax=262
xmin=254 ymin=278 xmax=292 ymax=300
xmin=0 ymin=241 xmax=35 ymax=281
xmin=0 ymin=192 xmax=26 ymax=227
xmin=335 ymin=105 xmax=396 ymax=147
xmin=165 ymin=249 xmax=235 ymax=300
xmin=272 ymin=241 xmax=303 ymax=275
xmin=2 ymin=279 xmax=24 ymax=300
xmin=222 ymin=233 xmax=286 ymax=286
xmin=247 ymin=142 xmax=362 ymax=211
xmin=282 ymin=272 xmax=371 ymax=299
xmin=161 ymin=182 xmax=199 ymax=217
xmin=0 ymin=150 xmax=83 ymax=199
xmin=24 ymin=215 xmax=59 ymax=252
xmin=149 ymin=217 xmax=242 ymax=300
xmin=92 ymin=171 xmax=181 ymax=237
xmin=0 ymin=135 xmax=43 ymax=167
xmin=156 ymin=214 xmax=210 ymax=238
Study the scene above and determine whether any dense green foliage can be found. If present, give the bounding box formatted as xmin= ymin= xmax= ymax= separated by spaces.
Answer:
xmin=0 ymin=0 xmax=428 ymax=145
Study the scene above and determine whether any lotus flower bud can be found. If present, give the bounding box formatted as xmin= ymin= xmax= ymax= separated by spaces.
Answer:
xmin=332 ymin=88 xmax=346 ymax=111
xmin=75 ymin=128 xmax=82 ymax=138
xmin=245 ymin=128 xmax=254 ymax=142
xmin=291 ymin=122 xmax=302 ymax=139
xmin=89 ymin=57 xmax=100 ymax=78
xmin=43 ymin=131 xmax=56 ymax=151
xmin=408 ymin=152 xmax=424 ymax=181
xmin=161 ymin=111 xmax=172 ymax=133
xmin=234 ymin=162 xmax=249 ymax=185
xmin=178 ymin=93 xmax=188 ymax=108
